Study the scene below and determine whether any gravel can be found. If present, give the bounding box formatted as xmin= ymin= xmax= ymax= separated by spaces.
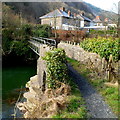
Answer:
xmin=68 ymin=63 xmax=118 ymax=118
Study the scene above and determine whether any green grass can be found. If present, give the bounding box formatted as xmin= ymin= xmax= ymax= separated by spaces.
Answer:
xmin=52 ymin=77 xmax=88 ymax=118
xmin=67 ymin=57 xmax=119 ymax=116
xmin=67 ymin=57 xmax=91 ymax=78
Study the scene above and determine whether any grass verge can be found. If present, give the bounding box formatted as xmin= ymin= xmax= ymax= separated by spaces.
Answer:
xmin=52 ymin=73 xmax=88 ymax=118
xmin=67 ymin=57 xmax=118 ymax=116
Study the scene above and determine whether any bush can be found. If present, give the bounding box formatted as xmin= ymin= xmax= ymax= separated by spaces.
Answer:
xmin=90 ymin=29 xmax=117 ymax=37
xmin=80 ymin=37 xmax=119 ymax=61
xmin=42 ymin=48 xmax=68 ymax=89
xmin=12 ymin=41 xmax=30 ymax=56
xmin=2 ymin=25 xmax=31 ymax=56
xmin=21 ymin=24 xmax=33 ymax=38
xmin=52 ymin=30 xmax=86 ymax=42
xmin=32 ymin=24 xmax=52 ymax=38
xmin=2 ymin=29 xmax=14 ymax=54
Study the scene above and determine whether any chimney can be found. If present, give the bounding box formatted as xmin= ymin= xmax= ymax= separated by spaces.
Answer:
xmin=68 ymin=10 xmax=71 ymax=16
xmin=60 ymin=7 xmax=65 ymax=11
xmin=74 ymin=13 xmax=77 ymax=18
xmin=96 ymin=16 xmax=100 ymax=20
xmin=80 ymin=11 xmax=84 ymax=16
xmin=104 ymin=18 xmax=108 ymax=22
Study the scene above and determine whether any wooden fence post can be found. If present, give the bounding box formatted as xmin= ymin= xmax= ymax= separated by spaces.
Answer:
xmin=107 ymin=54 xmax=113 ymax=82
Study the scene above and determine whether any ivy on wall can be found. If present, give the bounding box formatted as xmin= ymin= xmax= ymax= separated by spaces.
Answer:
xmin=42 ymin=48 xmax=68 ymax=89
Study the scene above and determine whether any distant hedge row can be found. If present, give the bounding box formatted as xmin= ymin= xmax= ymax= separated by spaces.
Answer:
xmin=80 ymin=37 xmax=119 ymax=61
xmin=90 ymin=29 xmax=117 ymax=35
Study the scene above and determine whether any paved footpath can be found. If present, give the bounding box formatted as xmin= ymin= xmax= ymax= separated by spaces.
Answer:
xmin=68 ymin=64 xmax=118 ymax=118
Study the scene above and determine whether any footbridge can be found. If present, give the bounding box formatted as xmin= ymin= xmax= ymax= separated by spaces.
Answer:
xmin=27 ymin=36 xmax=57 ymax=94
xmin=29 ymin=37 xmax=57 ymax=56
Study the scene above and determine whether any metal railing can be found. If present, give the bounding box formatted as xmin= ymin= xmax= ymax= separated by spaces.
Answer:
xmin=30 ymin=37 xmax=56 ymax=47
xmin=29 ymin=37 xmax=56 ymax=55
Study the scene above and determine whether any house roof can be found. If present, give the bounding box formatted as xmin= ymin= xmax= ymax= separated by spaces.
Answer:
xmin=104 ymin=18 xmax=114 ymax=24
xmin=39 ymin=9 xmax=72 ymax=19
xmin=93 ymin=16 xmax=102 ymax=23
xmin=76 ymin=14 xmax=84 ymax=20
xmin=39 ymin=8 xmax=92 ymax=22
xmin=82 ymin=16 xmax=92 ymax=22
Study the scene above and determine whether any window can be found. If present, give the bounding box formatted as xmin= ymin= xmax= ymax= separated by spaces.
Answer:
xmin=50 ymin=21 xmax=53 ymax=26
xmin=56 ymin=26 xmax=59 ymax=29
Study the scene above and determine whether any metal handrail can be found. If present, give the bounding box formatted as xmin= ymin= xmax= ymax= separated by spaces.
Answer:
xmin=30 ymin=37 xmax=56 ymax=46
xmin=29 ymin=37 xmax=56 ymax=56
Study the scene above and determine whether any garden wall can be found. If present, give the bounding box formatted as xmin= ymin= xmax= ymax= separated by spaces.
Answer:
xmin=58 ymin=42 xmax=119 ymax=82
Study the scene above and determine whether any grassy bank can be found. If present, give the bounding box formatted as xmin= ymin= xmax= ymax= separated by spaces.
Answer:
xmin=67 ymin=57 xmax=118 ymax=116
xmin=52 ymin=76 xmax=88 ymax=118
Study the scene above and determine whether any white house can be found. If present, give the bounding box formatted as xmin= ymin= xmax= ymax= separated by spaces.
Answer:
xmin=39 ymin=7 xmax=92 ymax=30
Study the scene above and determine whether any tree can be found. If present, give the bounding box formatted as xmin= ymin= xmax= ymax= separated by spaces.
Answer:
xmin=118 ymin=1 xmax=120 ymax=37
xmin=2 ymin=4 xmax=31 ymax=56
xmin=110 ymin=2 xmax=119 ymax=37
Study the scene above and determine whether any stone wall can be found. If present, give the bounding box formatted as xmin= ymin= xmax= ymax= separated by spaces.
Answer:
xmin=17 ymin=44 xmax=53 ymax=118
xmin=58 ymin=42 xmax=119 ymax=82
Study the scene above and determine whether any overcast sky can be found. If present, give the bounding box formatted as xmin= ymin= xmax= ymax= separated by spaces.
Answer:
xmin=83 ymin=0 xmax=119 ymax=13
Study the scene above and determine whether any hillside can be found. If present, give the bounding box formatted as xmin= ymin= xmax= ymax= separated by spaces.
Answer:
xmin=4 ymin=2 xmax=118 ymax=23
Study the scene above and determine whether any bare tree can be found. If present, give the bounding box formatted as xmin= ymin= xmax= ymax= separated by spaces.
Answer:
xmin=110 ymin=2 xmax=119 ymax=37
xmin=118 ymin=1 xmax=120 ymax=37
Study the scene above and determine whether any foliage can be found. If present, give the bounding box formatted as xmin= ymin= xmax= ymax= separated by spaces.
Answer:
xmin=42 ymin=48 xmax=68 ymax=89
xmin=12 ymin=41 xmax=30 ymax=56
xmin=80 ymin=37 xmax=119 ymax=61
xmin=2 ymin=25 xmax=32 ymax=56
xmin=52 ymin=30 xmax=86 ymax=42
xmin=32 ymin=24 xmax=52 ymax=38
xmin=2 ymin=29 xmax=13 ymax=54
xmin=89 ymin=29 xmax=118 ymax=37
xmin=2 ymin=4 xmax=27 ymax=29
xmin=21 ymin=24 xmax=33 ymax=39
xmin=2 ymin=4 xmax=32 ymax=57
xmin=43 ymin=54 xmax=87 ymax=117
xmin=52 ymin=78 xmax=87 ymax=118
xmin=2 ymin=4 xmax=36 ymax=58
xmin=2 ymin=4 xmax=20 ymax=28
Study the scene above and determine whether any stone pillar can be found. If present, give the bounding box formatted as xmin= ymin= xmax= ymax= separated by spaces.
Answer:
xmin=37 ymin=44 xmax=50 ymax=91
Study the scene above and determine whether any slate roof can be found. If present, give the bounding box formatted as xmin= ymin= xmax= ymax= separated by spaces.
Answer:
xmin=39 ymin=9 xmax=72 ymax=19
xmin=82 ymin=16 xmax=92 ymax=22
xmin=39 ymin=8 xmax=91 ymax=22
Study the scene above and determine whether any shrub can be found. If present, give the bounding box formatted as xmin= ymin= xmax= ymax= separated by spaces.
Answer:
xmin=12 ymin=40 xmax=30 ymax=56
xmin=52 ymin=30 xmax=85 ymax=42
xmin=90 ymin=29 xmax=117 ymax=37
xmin=2 ymin=29 xmax=14 ymax=54
xmin=42 ymin=48 xmax=68 ymax=89
xmin=80 ymin=37 xmax=119 ymax=61
xmin=32 ymin=24 xmax=52 ymax=38
xmin=2 ymin=26 xmax=31 ymax=56
xmin=21 ymin=24 xmax=33 ymax=38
